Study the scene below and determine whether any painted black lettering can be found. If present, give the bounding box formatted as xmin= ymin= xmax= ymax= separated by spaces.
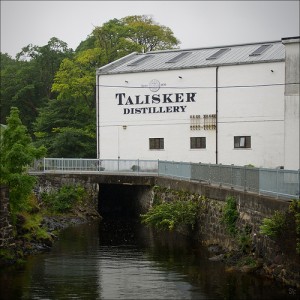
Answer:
xmin=180 ymin=106 xmax=187 ymax=112
xmin=175 ymin=93 xmax=184 ymax=102
xmin=125 ymin=96 xmax=134 ymax=105
xmin=116 ymin=93 xmax=126 ymax=105
xmin=163 ymin=94 xmax=173 ymax=103
xmin=145 ymin=95 xmax=150 ymax=104
xmin=152 ymin=94 xmax=161 ymax=104
xmin=166 ymin=106 xmax=172 ymax=113
xmin=186 ymin=92 xmax=196 ymax=102
xmin=135 ymin=95 xmax=144 ymax=105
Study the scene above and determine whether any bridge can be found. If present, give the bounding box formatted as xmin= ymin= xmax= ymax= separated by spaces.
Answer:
xmin=30 ymin=158 xmax=300 ymax=200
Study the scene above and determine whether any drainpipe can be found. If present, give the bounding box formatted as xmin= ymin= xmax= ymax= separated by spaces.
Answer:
xmin=216 ymin=66 xmax=219 ymax=164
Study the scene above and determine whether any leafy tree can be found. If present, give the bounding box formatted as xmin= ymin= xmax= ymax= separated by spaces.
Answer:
xmin=0 ymin=38 xmax=73 ymax=134
xmin=51 ymin=48 xmax=101 ymax=104
xmin=0 ymin=107 xmax=46 ymax=215
xmin=121 ymin=15 xmax=180 ymax=52
xmin=92 ymin=15 xmax=180 ymax=62
xmin=34 ymin=98 xmax=96 ymax=158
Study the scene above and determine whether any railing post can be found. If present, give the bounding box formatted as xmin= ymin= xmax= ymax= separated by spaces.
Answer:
xmin=276 ymin=168 xmax=279 ymax=199
xmin=137 ymin=159 xmax=140 ymax=175
xmin=244 ymin=166 xmax=247 ymax=192
xmin=157 ymin=159 xmax=159 ymax=176
xmin=231 ymin=164 xmax=234 ymax=189
xmin=43 ymin=157 xmax=45 ymax=173
xmin=298 ymin=169 xmax=300 ymax=199
xmin=61 ymin=158 xmax=64 ymax=172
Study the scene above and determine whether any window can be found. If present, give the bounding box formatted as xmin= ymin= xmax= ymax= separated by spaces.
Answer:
xmin=249 ymin=44 xmax=272 ymax=56
xmin=190 ymin=137 xmax=206 ymax=149
xmin=127 ymin=55 xmax=153 ymax=66
xmin=149 ymin=138 xmax=164 ymax=150
xmin=234 ymin=136 xmax=251 ymax=148
xmin=166 ymin=52 xmax=191 ymax=63
xmin=206 ymin=48 xmax=230 ymax=60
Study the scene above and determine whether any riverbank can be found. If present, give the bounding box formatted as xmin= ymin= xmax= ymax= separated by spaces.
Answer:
xmin=0 ymin=199 xmax=101 ymax=267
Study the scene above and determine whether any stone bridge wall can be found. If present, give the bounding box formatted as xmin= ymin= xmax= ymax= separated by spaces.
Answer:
xmin=29 ymin=173 xmax=299 ymax=286
xmin=155 ymin=177 xmax=299 ymax=287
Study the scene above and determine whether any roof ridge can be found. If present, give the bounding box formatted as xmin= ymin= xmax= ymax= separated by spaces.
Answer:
xmin=147 ymin=40 xmax=282 ymax=54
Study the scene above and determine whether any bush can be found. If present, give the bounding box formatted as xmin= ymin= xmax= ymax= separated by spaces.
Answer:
xmin=289 ymin=199 xmax=300 ymax=254
xmin=221 ymin=196 xmax=239 ymax=236
xmin=141 ymin=199 xmax=199 ymax=231
xmin=42 ymin=185 xmax=86 ymax=213
xmin=259 ymin=211 xmax=286 ymax=238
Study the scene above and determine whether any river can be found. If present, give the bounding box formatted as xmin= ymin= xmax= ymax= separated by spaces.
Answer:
xmin=0 ymin=219 xmax=297 ymax=299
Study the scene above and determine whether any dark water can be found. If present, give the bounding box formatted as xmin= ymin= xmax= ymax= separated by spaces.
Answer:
xmin=0 ymin=220 xmax=297 ymax=300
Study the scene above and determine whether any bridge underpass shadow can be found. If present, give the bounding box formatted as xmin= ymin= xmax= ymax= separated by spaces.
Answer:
xmin=98 ymin=183 xmax=151 ymax=220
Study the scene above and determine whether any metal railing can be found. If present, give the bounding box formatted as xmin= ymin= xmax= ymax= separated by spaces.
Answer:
xmin=31 ymin=158 xmax=159 ymax=175
xmin=30 ymin=158 xmax=300 ymax=200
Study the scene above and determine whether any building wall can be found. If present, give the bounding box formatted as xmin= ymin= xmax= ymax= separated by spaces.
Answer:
xmin=97 ymin=60 xmax=286 ymax=168
xmin=218 ymin=62 xmax=285 ymax=167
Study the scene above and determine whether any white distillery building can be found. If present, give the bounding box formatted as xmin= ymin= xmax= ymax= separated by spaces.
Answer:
xmin=96 ymin=37 xmax=299 ymax=170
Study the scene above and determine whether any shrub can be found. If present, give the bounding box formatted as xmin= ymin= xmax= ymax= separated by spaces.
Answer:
xmin=42 ymin=184 xmax=86 ymax=213
xmin=221 ymin=196 xmax=239 ymax=236
xmin=289 ymin=199 xmax=300 ymax=254
xmin=259 ymin=211 xmax=286 ymax=238
xmin=141 ymin=199 xmax=199 ymax=231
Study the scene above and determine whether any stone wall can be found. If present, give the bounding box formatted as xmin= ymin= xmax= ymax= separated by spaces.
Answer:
xmin=0 ymin=186 xmax=13 ymax=248
xmin=34 ymin=174 xmax=99 ymax=212
xmin=154 ymin=177 xmax=299 ymax=287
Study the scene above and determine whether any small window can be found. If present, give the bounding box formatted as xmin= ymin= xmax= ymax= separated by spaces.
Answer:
xmin=206 ymin=48 xmax=230 ymax=60
xmin=165 ymin=52 xmax=191 ymax=63
xmin=127 ymin=55 xmax=153 ymax=66
xmin=249 ymin=44 xmax=272 ymax=56
xmin=149 ymin=138 xmax=164 ymax=150
xmin=234 ymin=136 xmax=251 ymax=148
xmin=190 ymin=137 xmax=206 ymax=149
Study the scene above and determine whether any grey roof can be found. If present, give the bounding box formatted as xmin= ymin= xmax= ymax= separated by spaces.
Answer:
xmin=97 ymin=40 xmax=285 ymax=75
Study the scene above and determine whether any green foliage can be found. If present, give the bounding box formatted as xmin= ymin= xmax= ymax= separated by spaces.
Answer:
xmin=121 ymin=15 xmax=180 ymax=53
xmin=0 ymin=248 xmax=15 ymax=261
xmin=42 ymin=185 xmax=86 ymax=213
xmin=141 ymin=199 xmax=198 ymax=231
xmin=1 ymin=38 xmax=73 ymax=133
xmin=237 ymin=225 xmax=252 ymax=254
xmin=259 ymin=211 xmax=286 ymax=238
xmin=289 ymin=199 xmax=300 ymax=254
xmin=51 ymin=48 xmax=101 ymax=102
xmin=0 ymin=107 xmax=46 ymax=215
xmin=33 ymin=98 xmax=96 ymax=157
xmin=221 ymin=196 xmax=239 ymax=236
xmin=20 ymin=212 xmax=50 ymax=241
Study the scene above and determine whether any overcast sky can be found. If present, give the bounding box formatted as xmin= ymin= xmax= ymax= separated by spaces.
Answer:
xmin=1 ymin=1 xmax=299 ymax=58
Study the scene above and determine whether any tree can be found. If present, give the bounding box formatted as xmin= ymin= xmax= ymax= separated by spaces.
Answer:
xmin=92 ymin=15 xmax=180 ymax=62
xmin=51 ymin=48 xmax=101 ymax=104
xmin=0 ymin=107 xmax=46 ymax=215
xmin=34 ymin=98 xmax=96 ymax=158
xmin=121 ymin=15 xmax=180 ymax=52
xmin=0 ymin=38 xmax=73 ymax=134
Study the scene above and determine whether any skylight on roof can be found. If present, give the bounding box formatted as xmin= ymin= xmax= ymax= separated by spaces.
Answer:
xmin=249 ymin=44 xmax=272 ymax=56
xmin=206 ymin=48 xmax=230 ymax=60
xmin=165 ymin=52 xmax=191 ymax=63
xmin=127 ymin=55 xmax=153 ymax=66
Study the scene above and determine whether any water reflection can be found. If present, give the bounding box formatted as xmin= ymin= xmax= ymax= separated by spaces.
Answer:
xmin=0 ymin=220 xmax=297 ymax=300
